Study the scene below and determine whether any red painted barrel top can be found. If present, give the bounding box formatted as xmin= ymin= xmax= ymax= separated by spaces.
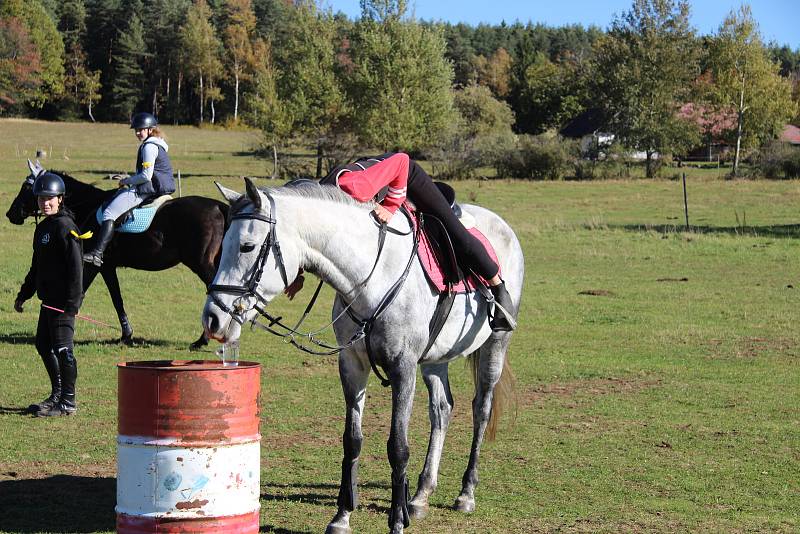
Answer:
xmin=117 ymin=360 xmax=261 ymax=444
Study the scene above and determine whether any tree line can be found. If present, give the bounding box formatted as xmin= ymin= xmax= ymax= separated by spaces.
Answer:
xmin=1 ymin=0 xmax=798 ymax=177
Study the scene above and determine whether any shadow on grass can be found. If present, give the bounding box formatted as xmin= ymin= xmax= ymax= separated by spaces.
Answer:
xmin=0 ymin=475 xmax=115 ymax=532
xmin=0 ymin=332 xmax=36 ymax=345
xmin=0 ymin=332 xmax=179 ymax=349
xmin=608 ymin=223 xmax=800 ymax=239
xmin=0 ymin=406 xmax=31 ymax=415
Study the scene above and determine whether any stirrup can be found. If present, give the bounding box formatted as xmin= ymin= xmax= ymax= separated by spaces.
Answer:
xmin=489 ymin=309 xmax=515 ymax=332
xmin=488 ymin=282 xmax=517 ymax=332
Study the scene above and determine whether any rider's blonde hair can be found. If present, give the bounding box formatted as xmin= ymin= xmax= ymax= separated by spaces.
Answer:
xmin=150 ymin=126 xmax=166 ymax=142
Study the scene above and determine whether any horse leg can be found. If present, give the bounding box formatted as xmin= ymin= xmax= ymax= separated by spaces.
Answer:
xmin=454 ymin=335 xmax=511 ymax=513
xmin=409 ymin=363 xmax=453 ymax=520
xmin=386 ymin=362 xmax=416 ymax=534
xmin=326 ymin=350 xmax=370 ymax=534
xmin=188 ymin=263 xmax=216 ymax=351
xmin=98 ymin=267 xmax=133 ymax=345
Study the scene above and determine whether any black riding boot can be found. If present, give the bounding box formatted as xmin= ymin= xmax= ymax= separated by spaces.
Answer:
xmin=489 ymin=281 xmax=515 ymax=332
xmin=37 ymin=347 xmax=77 ymax=416
xmin=83 ymin=219 xmax=114 ymax=267
xmin=28 ymin=350 xmax=61 ymax=413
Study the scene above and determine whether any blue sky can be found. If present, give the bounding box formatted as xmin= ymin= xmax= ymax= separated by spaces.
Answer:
xmin=325 ymin=1 xmax=799 ymax=49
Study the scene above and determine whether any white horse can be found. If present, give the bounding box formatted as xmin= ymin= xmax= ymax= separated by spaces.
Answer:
xmin=202 ymin=178 xmax=524 ymax=534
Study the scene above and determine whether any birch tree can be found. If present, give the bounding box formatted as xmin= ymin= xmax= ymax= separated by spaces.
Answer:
xmin=706 ymin=5 xmax=796 ymax=175
xmin=180 ymin=0 xmax=224 ymax=123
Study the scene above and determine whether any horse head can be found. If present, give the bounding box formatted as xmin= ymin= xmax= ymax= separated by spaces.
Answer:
xmin=202 ymin=178 xmax=297 ymax=343
xmin=6 ymin=159 xmax=44 ymax=225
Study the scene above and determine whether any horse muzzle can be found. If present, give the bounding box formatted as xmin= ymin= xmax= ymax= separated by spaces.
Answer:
xmin=6 ymin=209 xmax=25 ymax=225
xmin=202 ymin=296 xmax=246 ymax=343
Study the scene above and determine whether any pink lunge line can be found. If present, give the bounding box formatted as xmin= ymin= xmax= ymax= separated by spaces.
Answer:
xmin=42 ymin=304 xmax=117 ymax=330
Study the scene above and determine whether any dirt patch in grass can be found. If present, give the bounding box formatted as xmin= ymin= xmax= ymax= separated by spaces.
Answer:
xmin=707 ymin=336 xmax=797 ymax=359
xmin=578 ymin=289 xmax=615 ymax=296
xmin=520 ymin=377 xmax=661 ymax=406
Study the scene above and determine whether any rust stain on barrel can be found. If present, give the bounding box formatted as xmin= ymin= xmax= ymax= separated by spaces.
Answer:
xmin=118 ymin=361 xmax=260 ymax=443
xmin=175 ymin=499 xmax=209 ymax=509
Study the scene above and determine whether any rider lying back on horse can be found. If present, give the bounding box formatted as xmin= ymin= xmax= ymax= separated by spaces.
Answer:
xmin=293 ymin=152 xmax=515 ymax=332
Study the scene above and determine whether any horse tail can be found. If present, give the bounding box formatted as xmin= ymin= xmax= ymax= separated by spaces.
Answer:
xmin=468 ymin=348 xmax=518 ymax=442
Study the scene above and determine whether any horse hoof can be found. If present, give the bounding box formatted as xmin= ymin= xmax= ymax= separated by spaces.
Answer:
xmin=324 ymin=524 xmax=352 ymax=534
xmin=189 ymin=337 xmax=208 ymax=352
xmin=408 ymin=501 xmax=429 ymax=520
xmin=453 ymin=495 xmax=475 ymax=513
xmin=120 ymin=335 xmax=134 ymax=346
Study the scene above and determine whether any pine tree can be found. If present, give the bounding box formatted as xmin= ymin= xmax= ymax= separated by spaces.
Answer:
xmin=110 ymin=8 xmax=147 ymax=119
xmin=57 ymin=0 xmax=100 ymax=120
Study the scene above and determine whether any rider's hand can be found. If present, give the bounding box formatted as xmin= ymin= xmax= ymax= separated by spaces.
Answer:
xmin=13 ymin=299 xmax=24 ymax=313
xmin=284 ymin=272 xmax=305 ymax=300
xmin=373 ymin=204 xmax=393 ymax=224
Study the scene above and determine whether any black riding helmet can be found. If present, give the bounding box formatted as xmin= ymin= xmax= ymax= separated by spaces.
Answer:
xmin=33 ymin=172 xmax=65 ymax=197
xmin=130 ymin=112 xmax=158 ymax=130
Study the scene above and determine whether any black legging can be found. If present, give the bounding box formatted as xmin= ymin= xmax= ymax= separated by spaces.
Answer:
xmin=35 ymin=306 xmax=78 ymax=406
xmin=406 ymin=162 xmax=499 ymax=280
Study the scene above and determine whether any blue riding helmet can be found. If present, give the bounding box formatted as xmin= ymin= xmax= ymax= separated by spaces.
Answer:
xmin=33 ymin=172 xmax=65 ymax=197
xmin=130 ymin=112 xmax=158 ymax=130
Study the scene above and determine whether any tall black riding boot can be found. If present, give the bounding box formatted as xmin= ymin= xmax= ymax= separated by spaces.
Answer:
xmin=83 ymin=219 xmax=114 ymax=267
xmin=28 ymin=350 xmax=61 ymax=413
xmin=489 ymin=281 xmax=516 ymax=332
xmin=38 ymin=347 xmax=77 ymax=416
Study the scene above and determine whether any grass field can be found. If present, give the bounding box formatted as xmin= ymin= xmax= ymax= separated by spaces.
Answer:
xmin=0 ymin=119 xmax=798 ymax=533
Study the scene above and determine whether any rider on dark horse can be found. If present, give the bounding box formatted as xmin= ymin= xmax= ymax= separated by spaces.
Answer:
xmin=319 ymin=152 xmax=515 ymax=332
xmin=83 ymin=112 xmax=176 ymax=267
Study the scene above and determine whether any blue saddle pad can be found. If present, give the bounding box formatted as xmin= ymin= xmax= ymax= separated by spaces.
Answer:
xmin=96 ymin=202 xmax=160 ymax=234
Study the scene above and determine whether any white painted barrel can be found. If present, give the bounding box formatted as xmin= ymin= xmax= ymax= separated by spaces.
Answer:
xmin=116 ymin=360 xmax=261 ymax=533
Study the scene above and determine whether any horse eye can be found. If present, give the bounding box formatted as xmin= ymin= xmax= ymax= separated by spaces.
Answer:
xmin=240 ymin=244 xmax=256 ymax=253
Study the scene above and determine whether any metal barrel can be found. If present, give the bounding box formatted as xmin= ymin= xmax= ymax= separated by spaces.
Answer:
xmin=116 ymin=360 xmax=261 ymax=533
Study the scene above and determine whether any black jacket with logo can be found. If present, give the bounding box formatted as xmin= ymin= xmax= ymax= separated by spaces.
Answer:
xmin=17 ymin=210 xmax=83 ymax=315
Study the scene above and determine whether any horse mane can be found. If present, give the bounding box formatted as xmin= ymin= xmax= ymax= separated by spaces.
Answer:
xmin=271 ymin=181 xmax=369 ymax=209
xmin=49 ymin=170 xmax=107 ymax=196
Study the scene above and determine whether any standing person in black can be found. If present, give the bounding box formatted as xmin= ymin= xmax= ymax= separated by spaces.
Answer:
xmin=14 ymin=173 xmax=83 ymax=416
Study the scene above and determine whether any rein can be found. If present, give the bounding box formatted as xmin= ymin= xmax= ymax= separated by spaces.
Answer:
xmin=207 ymin=193 xmax=419 ymax=371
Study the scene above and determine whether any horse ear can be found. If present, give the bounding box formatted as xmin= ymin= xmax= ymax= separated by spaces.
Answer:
xmin=27 ymin=159 xmax=36 ymax=176
xmin=214 ymin=181 xmax=241 ymax=205
xmin=244 ymin=177 xmax=262 ymax=211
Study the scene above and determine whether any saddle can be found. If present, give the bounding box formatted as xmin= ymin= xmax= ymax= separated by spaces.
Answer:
xmin=406 ymin=185 xmax=500 ymax=361
xmin=411 ymin=182 xmax=495 ymax=295
xmin=95 ymin=194 xmax=173 ymax=234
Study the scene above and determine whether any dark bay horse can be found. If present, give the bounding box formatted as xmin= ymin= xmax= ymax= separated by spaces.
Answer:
xmin=7 ymin=163 xmax=228 ymax=349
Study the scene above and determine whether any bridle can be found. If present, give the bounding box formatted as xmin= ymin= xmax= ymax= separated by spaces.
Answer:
xmin=207 ymin=192 xmax=289 ymax=324
xmin=206 ymin=189 xmax=420 ymax=384
xmin=12 ymin=176 xmax=39 ymax=223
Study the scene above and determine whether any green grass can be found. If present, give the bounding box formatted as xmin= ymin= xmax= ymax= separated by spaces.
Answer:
xmin=0 ymin=119 xmax=798 ymax=533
